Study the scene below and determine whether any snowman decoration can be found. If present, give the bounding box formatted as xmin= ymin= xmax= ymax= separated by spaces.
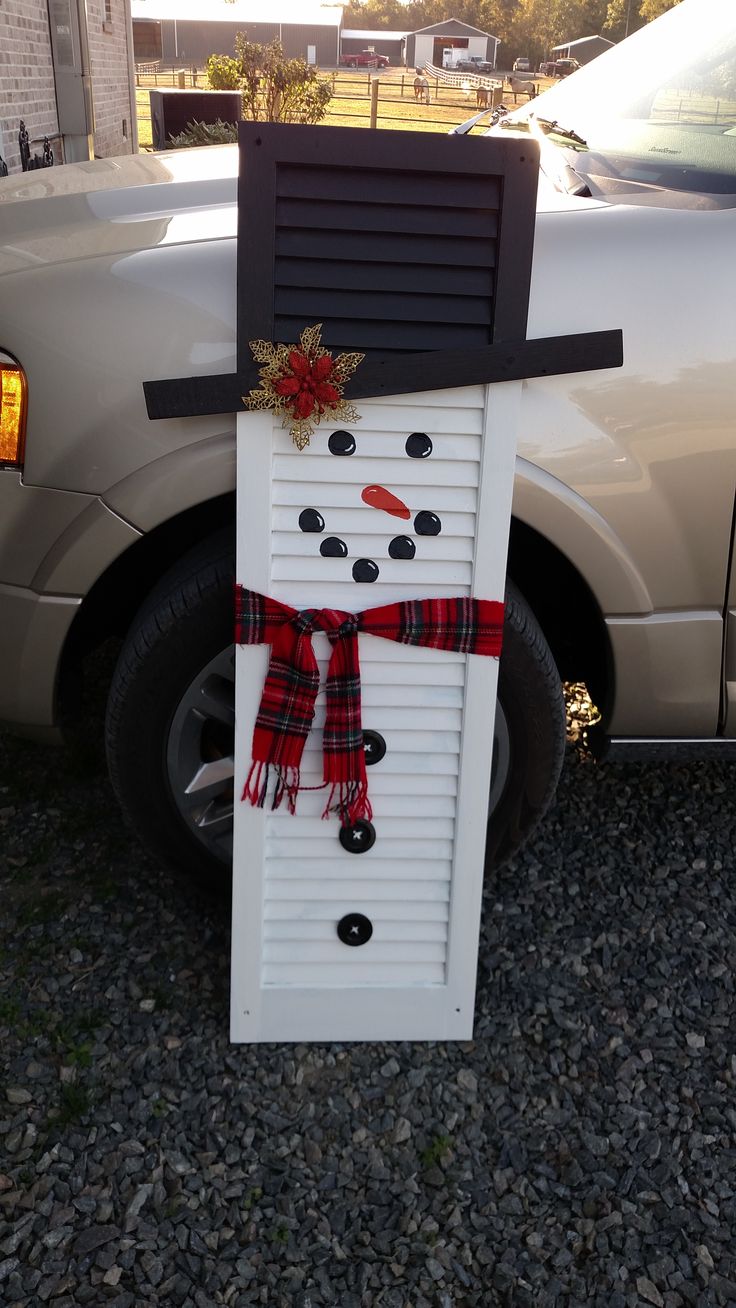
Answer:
xmin=142 ymin=120 xmax=622 ymax=1043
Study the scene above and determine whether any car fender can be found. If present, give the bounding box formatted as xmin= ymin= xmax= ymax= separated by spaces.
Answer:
xmin=103 ymin=430 xmax=236 ymax=534
xmin=512 ymin=457 xmax=652 ymax=614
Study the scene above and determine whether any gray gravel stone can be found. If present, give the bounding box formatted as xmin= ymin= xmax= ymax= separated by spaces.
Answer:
xmin=637 ymin=1278 xmax=665 ymax=1307
xmin=3 ymin=714 xmax=736 ymax=1304
xmin=71 ymin=1225 xmax=119 ymax=1257
xmin=5 ymin=1089 xmax=32 ymax=1106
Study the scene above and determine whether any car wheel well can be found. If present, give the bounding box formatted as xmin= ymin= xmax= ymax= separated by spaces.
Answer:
xmin=58 ymin=494 xmax=235 ymax=724
xmin=506 ymin=518 xmax=612 ymax=724
xmin=58 ymin=500 xmax=611 ymax=730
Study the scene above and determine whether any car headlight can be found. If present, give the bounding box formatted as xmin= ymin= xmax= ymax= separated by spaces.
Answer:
xmin=0 ymin=353 xmax=27 ymax=469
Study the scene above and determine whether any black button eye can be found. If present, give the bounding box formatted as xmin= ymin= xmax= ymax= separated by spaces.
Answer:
xmin=353 ymin=559 xmax=379 ymax=582
xmin=406 ymin=432 xmax=432 ymax=458
xmin=320 ymin=537 xmax=348 ymax=557
xmin=299 ymin=508 xmax=324 ymax=533
xmin=388 ymin=536 xmax=415 ymax=560
xmin=414 ymin=511 xmax=441 ymax=536
xmin=328 ymin=430 xmax=356 ymax=456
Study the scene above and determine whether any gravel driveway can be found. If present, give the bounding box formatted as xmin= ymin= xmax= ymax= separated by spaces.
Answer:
xmin=1 ymin=720 xmax=735 ymax=1308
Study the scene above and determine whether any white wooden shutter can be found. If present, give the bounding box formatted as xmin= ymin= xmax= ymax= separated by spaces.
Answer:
xmin=232 ymin=380 xmax=520 ymax=1042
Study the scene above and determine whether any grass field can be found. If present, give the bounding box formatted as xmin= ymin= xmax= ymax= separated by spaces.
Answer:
xmin=135 ymin=66 xmax=547 ymax=150
xmin=136 ymin=64 xmax=736 ymax=153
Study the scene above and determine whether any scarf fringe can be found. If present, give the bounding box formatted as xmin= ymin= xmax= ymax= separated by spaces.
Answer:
xmin=322 ymin=780 xmax=372 ymax=827
xmin=242 ymin=759 xmax=270 ymax=807
xmin=272 ymin=765 xmax=300 ymax=815
xmin=245 ymin=763 xmax=371 ymax=825
xmin=243 ymin=760 xmax=301 ymax=814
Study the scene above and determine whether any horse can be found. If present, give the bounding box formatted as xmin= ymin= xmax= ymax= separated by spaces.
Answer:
xmin=507 ymin=76 xmax=537 ymax=101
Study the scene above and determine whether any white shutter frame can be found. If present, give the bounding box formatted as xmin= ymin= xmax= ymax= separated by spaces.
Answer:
xmin=231 ymin=381 xmax=521 ymax=1043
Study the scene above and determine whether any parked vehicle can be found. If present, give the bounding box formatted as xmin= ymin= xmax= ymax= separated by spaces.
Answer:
xmin=513 ymin=57 xmax=532 ymax=72
xmin=340 ymin=50 xmax=389 ymax=69
xmin=0 ymin=0 xmax=734 ymax=886
xmin=539 ymin=58 xmax=581 ymax=77
xmin=454 ymin=56 xmax=495 ymax=74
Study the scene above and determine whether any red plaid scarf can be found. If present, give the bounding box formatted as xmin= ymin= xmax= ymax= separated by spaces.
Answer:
xmin=234 ymin=587 xmax=505 ymax=825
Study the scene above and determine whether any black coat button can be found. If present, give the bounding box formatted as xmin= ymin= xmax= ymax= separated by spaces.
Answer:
xmin=362 ymin=730 xmax=386 ymax=766
xmin=339 ymin=819 xmax=376 ymax=854
xmin=337 ymin=913 xmax=373 ymax=946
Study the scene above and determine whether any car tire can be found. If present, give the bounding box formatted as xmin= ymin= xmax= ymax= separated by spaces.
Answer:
xmin=105 ymin=534 xmax=565 ymax=887
xmin=105 ymin=529 xmax=237 ymax=884
xmin=486 ymin=580 xmax=566 ymax=868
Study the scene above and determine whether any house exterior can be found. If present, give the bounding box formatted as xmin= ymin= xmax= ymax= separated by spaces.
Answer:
xmin=0 ymin=0 xmax=137 ymax=173
xmin=340 ymin=29 xmax=408 ymax=66
xmin=405 ymin=18 xmax=499 ymax=73
xmin=550 ymin=34 xmax=615 ymax=65
xmin=131 ymin=0 xmax=343 ymax=69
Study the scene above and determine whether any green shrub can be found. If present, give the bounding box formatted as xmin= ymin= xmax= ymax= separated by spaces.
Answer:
xmin=235 ymin=37 xmax=332 ymax=124
xmin=168 ymin=119 xmax=238 ymax=148
xmin=206 ymin=53 xmax=242 ymax=89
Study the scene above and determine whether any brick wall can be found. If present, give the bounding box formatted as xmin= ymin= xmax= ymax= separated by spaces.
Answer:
xmin=0 ymin=1 xmax=59 ymax=174
xmin=87 ymin=0 xmax=135 ymax=158
xmin=0 ymin=0 xmax=135 ymax=174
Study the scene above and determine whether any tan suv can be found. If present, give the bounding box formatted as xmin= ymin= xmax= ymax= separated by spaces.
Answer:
xmin=1 ymin=0 xmax=735 ymax=884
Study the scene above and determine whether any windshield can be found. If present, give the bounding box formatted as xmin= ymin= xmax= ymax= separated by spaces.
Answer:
xmin=499 ymin=0 xmax=736 ymax=201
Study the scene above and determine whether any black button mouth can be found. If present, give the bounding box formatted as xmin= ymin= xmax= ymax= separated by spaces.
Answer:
xmin=388 ymin=536 xmax=415 ymax=560
xmin=320 ymin=536 xmax=348 ymax=557
xmin=299 ymin=507 xmax=325 ymax=533
xmin=352 ymin=559 xmax=379 ymax=583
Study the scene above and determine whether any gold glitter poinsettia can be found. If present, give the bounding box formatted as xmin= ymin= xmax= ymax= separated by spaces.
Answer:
xmin=242 ymin=323 xmax=364 ymax=450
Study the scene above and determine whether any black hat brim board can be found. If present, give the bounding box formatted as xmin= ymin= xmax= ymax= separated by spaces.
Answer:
xmin=144 ymin=122 xmax=622 ymax=420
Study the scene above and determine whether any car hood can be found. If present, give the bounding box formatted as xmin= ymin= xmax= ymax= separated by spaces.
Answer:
xmin=0 ymin=141 xmax=606 ymax=278
xmin=0 ymin=145 xmax=240 ymax=276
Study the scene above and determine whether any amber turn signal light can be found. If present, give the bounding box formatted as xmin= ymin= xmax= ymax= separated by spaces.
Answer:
xmin=0 ymin=363 xmax=27 ymax=467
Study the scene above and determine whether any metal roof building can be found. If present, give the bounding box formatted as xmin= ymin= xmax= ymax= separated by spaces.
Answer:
xmin=550 ymin=35 xmax=615 ymax=64
xmin=340 ymin=29 xmax=408 ymax=65
xmin=131 ymin=0 xmax=343 ymax=66
xmin=405 ymin=18 xmax=500 ymax=73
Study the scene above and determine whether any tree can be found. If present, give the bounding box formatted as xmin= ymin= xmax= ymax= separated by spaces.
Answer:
xmin=342 ymin=0 xmax=408 ymax=28
xmin=639 ymin=0 xmax=682 ymax=19
xmin=233 ymin=38 xmax=332 ymax=125
xmin=604 ymin=0 xmax=636 ymax=41
xmin=511 ymin=0 xmax=607 ymax=66
xmin=206 ymin=54 xmax=242 ymax=90
xmin=604 ymin=0 xmax=680 ymax=41
xmin=403 ymin=0 xmax=509 ymax=36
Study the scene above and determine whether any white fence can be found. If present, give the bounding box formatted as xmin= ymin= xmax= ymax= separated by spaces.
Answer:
xmin=424 ymin=62 xmax=501 ymax=91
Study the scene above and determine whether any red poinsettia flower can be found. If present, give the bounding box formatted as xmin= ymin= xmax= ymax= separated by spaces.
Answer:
xmin=288 ymin=349 xmax=312 ymax=377
xmin=273 ymin=350 xmax=340 ymax=419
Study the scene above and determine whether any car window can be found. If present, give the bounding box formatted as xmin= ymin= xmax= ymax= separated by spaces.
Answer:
xmin=500 ymin=0 xmax=736 ymax=201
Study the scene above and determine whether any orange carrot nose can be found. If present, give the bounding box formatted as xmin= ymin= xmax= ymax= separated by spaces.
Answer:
xmin=361 ymin=485 xmax=411 ymax=520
